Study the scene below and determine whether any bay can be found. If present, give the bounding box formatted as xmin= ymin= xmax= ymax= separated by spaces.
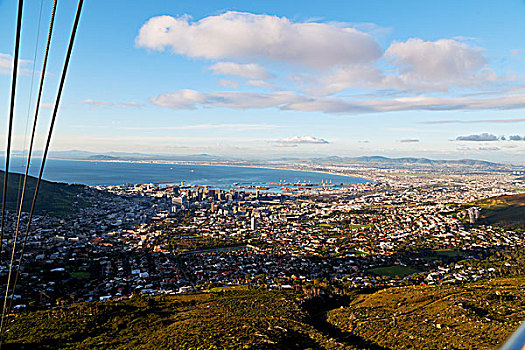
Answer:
xmin=4 ymin=157 xmax=371 ymax=189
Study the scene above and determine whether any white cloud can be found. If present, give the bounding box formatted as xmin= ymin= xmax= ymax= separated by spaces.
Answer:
xmin=477 ymin=146 xmax=500 ymax=151
xmin=509 ymin=135 xmax=524 ymax=141
xmin=0 ymin=53 xmax=13 ymax=74
xmin=276 ymin=136 xmax=329 ymax=144
xmin=136 ymin=12 xmax=382 ymax=70
xmin=151 ymin=89 xmax=525 ymax=114
xmin=308 ymin=65 xmax=385 ymax=95
xmin=273 ymin=143 xmax=298 ymax=148
xmin=151 ymin=89 xmax=206 ymax=110
xmin=209 ymin=62 xmax=272 ymax=79
xmin=296 ymin=38 xmax=498 ymax=95
xmin=457 ymin=146 xmax=502 ymax=151
xmin=136 ymin=13 xmax=521 ymax=116
xmin=152 ymin=90 xmax=298 ymax=110
xmin=399 ymin=139 xmax=420 ymax=143
xmin=219 ymin=80 xmax=239 ymax=88
xmin=123 ymin=123 xmax=277 ymax=131
xmin=385 ymin=38 xmax=494 ymax=91
xmin=456 ymin=133 xmax=499 ymax=141
xmin=0 ymin=53 xmax=32 ymax=75
xmin=136 ymin=13 xmax=515 ymax=99
xmin=80 ymin=99 xmax=141 ymax=109
xmin=423 ymin=117 xmax=525 ymax=124
xmin=245 ymin=80 xmax=279 ymax=90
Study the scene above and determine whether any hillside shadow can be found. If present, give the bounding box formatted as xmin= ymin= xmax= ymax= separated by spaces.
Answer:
xmin=302 ymin=294 xmax=389 ymax=350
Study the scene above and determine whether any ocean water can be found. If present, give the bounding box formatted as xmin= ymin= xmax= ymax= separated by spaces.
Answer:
xmin=4 ymin=157 xmax=371 ymax=188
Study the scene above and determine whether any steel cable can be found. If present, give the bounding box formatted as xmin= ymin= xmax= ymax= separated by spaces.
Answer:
xmin=5 ymin=0 xmax=58 ymax=319
xmin=0 ymin=0 xmax=24 ymax=258
xmin=0 ymin=0 xmax=83 ymax=339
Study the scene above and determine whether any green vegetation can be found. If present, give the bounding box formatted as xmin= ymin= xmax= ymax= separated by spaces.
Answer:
xmin=434 ymin=249 xmax=465 ymax=258
xmin=70 ymin=272 xmax=90 ymax=279
xmin=317 ymin=223 xmax=338 ymax=228
xmin=328 ymin=277 xmax=524 ymax=349
xmin=475 ymin=193 xmax=525 ymax=209
xmin=169 ymin=234 xmax=243 ymax=253
xmin=471 ymin=193 xmax=525 ymax=229
xmin=4 ymin=274 xmax=524 ymax=349
xmin=4 ymin=290 xmax=346 ymax=349
xmin=0 ymin=171 xmax=91 ymax=216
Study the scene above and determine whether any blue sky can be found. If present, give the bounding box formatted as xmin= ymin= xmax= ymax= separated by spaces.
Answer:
xmin=0 ymin=0 xmax=524 ymax=162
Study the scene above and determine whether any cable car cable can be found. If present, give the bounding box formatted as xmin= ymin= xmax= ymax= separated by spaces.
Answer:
xmin=5 ymin=0 xmax=58 ymax=319
xmin=13 ymin=0 xmax=45 ymax=222
xmin=0 ymin=0 xmax=24 ymax=258
xmin=0 ymin=0 xmax=83 ymax=338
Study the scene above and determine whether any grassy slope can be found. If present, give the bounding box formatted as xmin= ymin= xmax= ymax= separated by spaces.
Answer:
xmin=4 ymin=289 xmax=349 ymax=350
xmin=0 ymin=171 xmax=88 ymax=216
xmin=328 ymin=277 xmax=524 ymax=350
xmin=5 ymin=278 xmax=524 ymax=349
xmin=475 ymin=193 xmax=525 ymax=228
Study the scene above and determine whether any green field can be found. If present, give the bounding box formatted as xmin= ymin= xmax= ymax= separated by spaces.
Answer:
xmin=70 ymin=272 xmax=90 ymax=279
xmin=347 ymin=224 xmax=372 ymax=229
xmin=434 ymin=249 xmax=465 ymax=258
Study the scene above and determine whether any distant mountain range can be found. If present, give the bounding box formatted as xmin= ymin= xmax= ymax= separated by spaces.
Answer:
xmin=312 ymin=155 xmax=502 ymax=168
xmin=12 ymin=150 xmax=518 ymax=170
xmin=45 ymin=150 xmax=229 ymax=162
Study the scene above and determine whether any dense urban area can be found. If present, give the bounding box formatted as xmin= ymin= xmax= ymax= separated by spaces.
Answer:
xmin=1 ymin=160 xmax=524 ymax=349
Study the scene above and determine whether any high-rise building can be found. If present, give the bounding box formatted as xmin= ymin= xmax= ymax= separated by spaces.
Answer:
xmin=467 ymin=207 xmax=480 ymax=223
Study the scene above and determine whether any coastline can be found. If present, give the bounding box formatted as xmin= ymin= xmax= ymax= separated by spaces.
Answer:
xmin=48 ymin=157 xmax=375 ymax=184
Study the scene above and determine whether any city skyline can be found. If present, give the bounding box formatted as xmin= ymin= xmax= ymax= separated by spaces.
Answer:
xmin=0 ymin=0 xmax=524 ymax=163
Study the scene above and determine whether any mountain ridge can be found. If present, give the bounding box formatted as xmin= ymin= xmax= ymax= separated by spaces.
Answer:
xmin=39 ymin=150 xmax=514 ymax=168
